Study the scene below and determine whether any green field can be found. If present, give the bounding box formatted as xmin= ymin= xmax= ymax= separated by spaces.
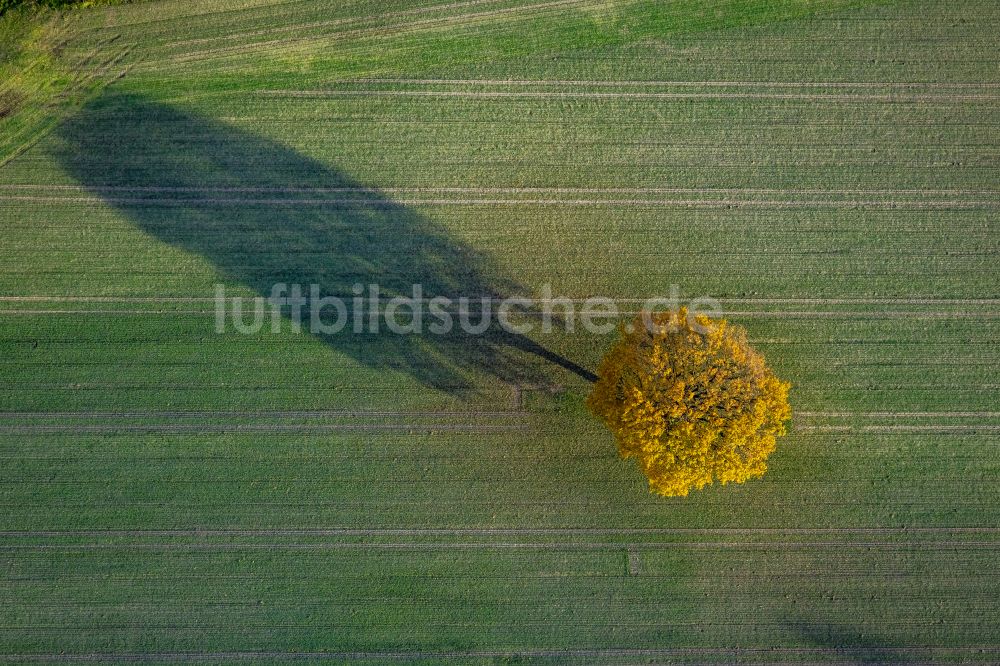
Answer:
xmin=1 ymin=0 xmax=999 ymax=661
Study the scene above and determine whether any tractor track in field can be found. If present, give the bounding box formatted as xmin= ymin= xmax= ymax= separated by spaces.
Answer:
xmin=0 ymin=409 xmax=522 ymax=418
xmin=0 ymin=410 xmax=994 ymax=436
xmin=0 ymin=310 xmax=216 ymax=315
xmin=3 ymin=527 xmax=1000 ymax=537
xmin=0 ymin=423 xmax=527 ymax=434
xmin=2 ymin=296 xmax=999 ymax=305
xmin=796 ymin=411 xmax=1000 ymax=417
xmin=5 ymin=541 xmax=1000 ymax=551
xmin=0 ymin=409 xmax=530 ymax=433
xmin=0 ymin=410 xmax=992 ymax=419
xmin=5 ymin=544 xmax=1000 ymax=557
xmin=3 ymin=382 xmax=998 ymax=391
xmin=5 ymin=184 xmax=1000 ymax=194
xmin=7 ymin=499 xmax=999 ymax=509
xmin=795 ymin=425 xmax=1000 ymax=433
xmin=5 ymin=194 xmax=999 ymax=209
xmin=355 ymin=77 xmax=1000 ymax=89
xmin=7 ymin=646 xmax=1000 ymax=661
xmin=260 ymin=89 xmax=1000 ymax=102
xmin=4 ymin=309 xmax=999 ymax=319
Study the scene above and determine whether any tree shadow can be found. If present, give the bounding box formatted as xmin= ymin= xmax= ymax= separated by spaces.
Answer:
xmin=789 ymin=619 xmax=915 ymax=664
xmin=55 ymin=92 xmax=595 ymax=395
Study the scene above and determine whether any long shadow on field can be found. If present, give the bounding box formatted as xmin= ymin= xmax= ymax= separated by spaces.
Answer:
xmin=790 ymin=620 xmax=914 ymax=663
xmin=56 ymin=93 xmax=595 ymax=393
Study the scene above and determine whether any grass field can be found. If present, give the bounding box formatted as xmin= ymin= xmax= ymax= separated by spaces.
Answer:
xmin=1 ymin=0 xmax=999 ymax=661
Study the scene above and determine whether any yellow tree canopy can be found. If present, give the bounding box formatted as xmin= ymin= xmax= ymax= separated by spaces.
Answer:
xmin=587 ymin=308 xmax=791 ymax=497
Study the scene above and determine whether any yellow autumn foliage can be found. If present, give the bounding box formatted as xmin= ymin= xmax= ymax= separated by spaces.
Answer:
xmin=587 ymin=308 xmax=791 ymax=497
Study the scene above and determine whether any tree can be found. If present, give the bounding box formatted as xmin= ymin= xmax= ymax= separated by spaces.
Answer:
xmin=587 ymin=308 xmax=791 ymax=497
